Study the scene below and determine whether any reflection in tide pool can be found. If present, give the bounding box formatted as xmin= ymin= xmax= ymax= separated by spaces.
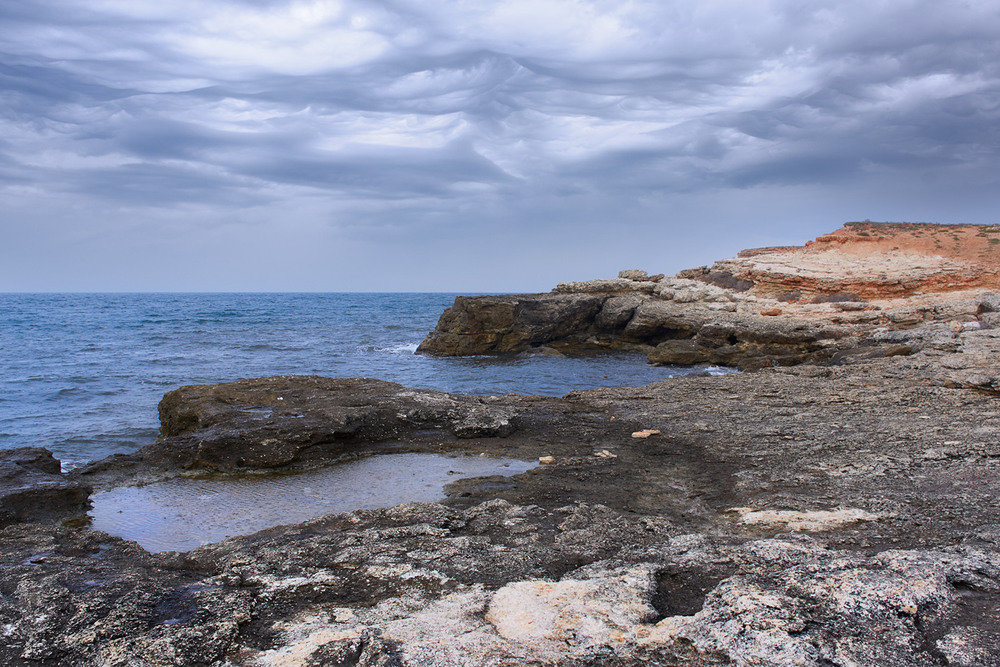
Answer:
xmin=90 ymin=453 xmax=536 ymax=553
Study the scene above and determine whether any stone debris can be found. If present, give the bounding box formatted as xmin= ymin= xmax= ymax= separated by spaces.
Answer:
xmin=631 ymin=429 xmax=661 ymax=439
xmin=538 ymin=456 xmax=555 ymax=464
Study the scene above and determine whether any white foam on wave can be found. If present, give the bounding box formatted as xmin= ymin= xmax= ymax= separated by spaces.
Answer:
xmin=380 ymin=342 xmax=419 ymax=355
xmin=705 ymin=365 xmax=739 ymax=376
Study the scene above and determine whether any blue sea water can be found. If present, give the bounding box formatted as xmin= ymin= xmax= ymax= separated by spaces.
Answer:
xmin=1 ymin=293 xmax=727 ymax=469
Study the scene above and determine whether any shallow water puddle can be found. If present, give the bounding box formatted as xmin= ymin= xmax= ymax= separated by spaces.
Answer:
xmin=89 ymin=453 xmax=535 ymax=553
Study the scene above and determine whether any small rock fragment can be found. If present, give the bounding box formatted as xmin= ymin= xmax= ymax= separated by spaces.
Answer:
xmin=760 ymin=308 xmax=782 ymax=316
xmin=538 ymin=456 xmax=555 ymax=464
xmin=594 ymin=450 xmax=617 ymax=459
xmin=631 ymin=429 xmax=661 ymax=439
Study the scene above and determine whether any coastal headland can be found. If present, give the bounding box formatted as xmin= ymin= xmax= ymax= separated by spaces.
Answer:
xmin=4 ymin=222 xmax=1000 ymax=665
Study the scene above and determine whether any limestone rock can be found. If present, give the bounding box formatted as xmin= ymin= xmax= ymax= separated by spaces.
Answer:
xmin=729 ymin=507 xmax=883 ymax=532
xmin=618 ymin=269 xmax=649 ymax=280
xmin=486 ymin=565 xmax=657 ymax=648
xmin=418 ymin=223 xmax=1000 ymax=369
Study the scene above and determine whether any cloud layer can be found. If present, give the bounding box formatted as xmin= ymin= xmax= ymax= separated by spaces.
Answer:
xmin=2 ymin=1 xmax=999 ymax=290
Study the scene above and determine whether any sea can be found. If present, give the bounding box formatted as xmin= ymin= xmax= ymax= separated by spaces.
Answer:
xmin=1 ymin=293 xmax=729 ymax=469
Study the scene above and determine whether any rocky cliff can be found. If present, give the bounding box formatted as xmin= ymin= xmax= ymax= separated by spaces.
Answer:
xmin=418 ymin=222 xmax=1000 ymax=369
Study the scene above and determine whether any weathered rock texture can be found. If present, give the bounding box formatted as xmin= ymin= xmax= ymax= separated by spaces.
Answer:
xmin=5 ymin=222 xmax=1000 ymax=665
xmin=732 ymin=221 xmax=1000 ymax=299
xmin=418 ymin=222 xmax=1000 ymax=370
xmin=0 ymin=448 xmax=91 ymax=527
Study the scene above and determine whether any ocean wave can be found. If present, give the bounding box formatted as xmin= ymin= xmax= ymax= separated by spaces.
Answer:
xmin=380 ymin=342 xmax=419 ymax=355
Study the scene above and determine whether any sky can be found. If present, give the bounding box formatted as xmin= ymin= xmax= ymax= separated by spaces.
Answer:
xmin=1 ymin=1 xmax=999 ymax=292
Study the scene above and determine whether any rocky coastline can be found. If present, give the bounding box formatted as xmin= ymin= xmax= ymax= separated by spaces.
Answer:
xmin=4 ymin=222 xmax=1000 ymax=665
xmin=418 ymin=222 xmax=1000 ymax=371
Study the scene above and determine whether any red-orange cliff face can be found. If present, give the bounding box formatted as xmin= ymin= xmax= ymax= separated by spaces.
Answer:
xmin=722 ymin=222 xmax=1000 ymax=301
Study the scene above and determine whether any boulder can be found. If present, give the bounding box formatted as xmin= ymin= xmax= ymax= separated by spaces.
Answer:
xmin=75 ymin=376 xmax=528 ymax=477
xmin=418 ymin=294 xmax=604 ymax=355
xmin=555 ymin=278 xmax=659 ymax=294
xmin=0 ymin=448 xmax=91 ymax=527
xmin=594 ymin=294 xmax=647 ymax=331
xmin=451 ymin=408 xmax=517 ymax=439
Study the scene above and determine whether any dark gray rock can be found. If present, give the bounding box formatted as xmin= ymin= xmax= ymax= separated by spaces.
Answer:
xmin=418 ymin=287 xmax=867 ymax=369
xmin=417 ymin=294 xmax=605 ymax=356
xmin=74 ymin=377 xmax=537 ymax=481
xmin=595 ymin=294 xmax=648 ymax=331
xmin=0 ymin=448 xmax=91 ymax=527
xmin=6 ymin=350 xmax=1000 ymax=663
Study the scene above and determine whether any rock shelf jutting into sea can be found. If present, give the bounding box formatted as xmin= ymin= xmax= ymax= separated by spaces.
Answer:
xmin=0 ymin=292 xmax=728 ymax=469
xmin=3 ymin=222 xmax=1000 ymax=664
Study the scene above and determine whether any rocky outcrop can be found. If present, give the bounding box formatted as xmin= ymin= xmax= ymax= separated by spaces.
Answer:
xmin=76 ymin=377 xmax=533 ymax=485
xmin=6 ymin=221 xmax=1000 ymax=664
xmin=417 ymin=294 xmax=606 ymax=356
xmin=720 ymin=221 xmax=1000 ymax=300
xmin=5 ymin=337 xmax=1000 ymax=663
xmin=418 ymin=222 xmax=1000 ymax=369
xmin=0 ymin=448 xmax=91 ymax=527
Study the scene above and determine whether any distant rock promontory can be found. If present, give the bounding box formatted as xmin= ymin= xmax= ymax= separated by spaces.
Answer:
xmin=419 ymin=222 xmax=1000 ymax=371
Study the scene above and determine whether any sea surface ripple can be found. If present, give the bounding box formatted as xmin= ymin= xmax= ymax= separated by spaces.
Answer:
xmin=1 ymin=293 xmax=728 ymax=468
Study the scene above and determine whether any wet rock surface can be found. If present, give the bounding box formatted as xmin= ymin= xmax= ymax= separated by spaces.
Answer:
xmin=76 ymin=377 xmax=541 ymax=487
xmin=0 ymin=447 xmax=91 ymax=527
xmin=3 ymin=342 xmax=1000 ymax=664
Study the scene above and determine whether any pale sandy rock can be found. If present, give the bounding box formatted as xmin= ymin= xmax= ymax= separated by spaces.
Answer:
xmin=706 ymin=301 xmax=737 ymax=311
xmin=936 ymin=626 xmax=1000 ymax=664
xmin=631 ymin=429 xmax=661 ymax=439
xmin=485 ymin=565 xmax=657 ymax=648
xmin=729 ymin=507 xmax=882 ymax=531
xmin=640 ymin=542 xmax=1000 ymax=666
xmin=554 ymin=278 xmax=658 ymax=294
xmin=718 ymin=223 xmax=1000 ymax=302
xmin=251 ymin=541 xmax=1000 ymax=666
xmin=656 ymin=277 xmax=737 ymax=304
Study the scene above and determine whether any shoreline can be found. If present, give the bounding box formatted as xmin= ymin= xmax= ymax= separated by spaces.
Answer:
xmin=4 ymin=222 xmax=1000 ymax=664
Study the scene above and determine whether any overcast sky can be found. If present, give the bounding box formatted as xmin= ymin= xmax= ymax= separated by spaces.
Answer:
xmin=2 ymin=1 xmax=999 ymax=291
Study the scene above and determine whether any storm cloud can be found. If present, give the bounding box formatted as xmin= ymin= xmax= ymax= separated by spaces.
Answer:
xmin=2 ymin=1 xmax=999 ymax=290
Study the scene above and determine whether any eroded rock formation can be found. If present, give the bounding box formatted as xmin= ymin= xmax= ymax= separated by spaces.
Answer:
xmin=0 ymin=448 xmax=91 ymax=527
xmin=418 ymin=222 xmax=1000 ymax=370
xmin=4 ymin=222 xmax=1000 ymax=665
